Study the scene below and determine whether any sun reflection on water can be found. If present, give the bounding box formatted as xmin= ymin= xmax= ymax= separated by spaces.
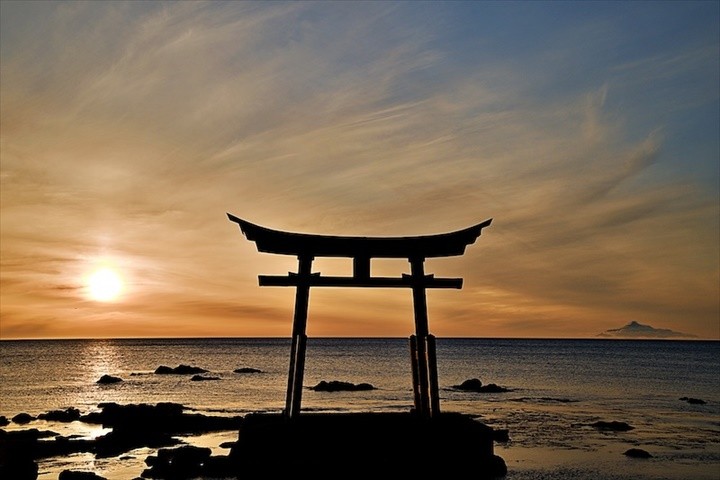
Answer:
xmin=81 ymin=340 xmax=123 ymax=385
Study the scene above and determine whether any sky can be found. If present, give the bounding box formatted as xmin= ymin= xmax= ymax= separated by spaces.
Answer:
xmin=1 ymin=1 xmax=718 ymax=340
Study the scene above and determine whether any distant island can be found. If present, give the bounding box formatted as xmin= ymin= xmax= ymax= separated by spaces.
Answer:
xmin=597 ymin=321 xmax=697 ymax=339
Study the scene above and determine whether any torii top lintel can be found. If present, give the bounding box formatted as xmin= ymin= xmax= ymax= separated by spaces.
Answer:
xmin=227 ymin=213 xmax=492 ymax=259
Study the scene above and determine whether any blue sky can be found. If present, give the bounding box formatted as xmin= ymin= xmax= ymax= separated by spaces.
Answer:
xmin=1 ymin=1 xmax=718 ymax=339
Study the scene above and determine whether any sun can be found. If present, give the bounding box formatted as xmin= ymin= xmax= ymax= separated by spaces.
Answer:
xmin=87 ymin=268 xmax=123 ymax=302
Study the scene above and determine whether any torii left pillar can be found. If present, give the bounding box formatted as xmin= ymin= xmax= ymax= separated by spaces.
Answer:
xmin=284 ymin=255 xmax=313 ymax=419
xmin=408 ymin=256 xmax=441 ymax=418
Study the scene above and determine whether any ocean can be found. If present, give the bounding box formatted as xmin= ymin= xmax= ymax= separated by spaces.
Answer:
xmin=1 ymin=338 xmax=718 ymax=479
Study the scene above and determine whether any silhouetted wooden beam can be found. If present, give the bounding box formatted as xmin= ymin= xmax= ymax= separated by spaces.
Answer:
xmin=284 ymin=255 xmax=313 ymax=419
xmin=228 ymin=213 xmax=492 ymax=259
xmin=258 ymin=275 xmax=463 ymax=289
xmin=409 ymin=336 xmax=422 ymax=412
xmin=410 ymin=257 xmax=432 ymax=418
xmin=426 ymin=334 xmax=440 ymax=417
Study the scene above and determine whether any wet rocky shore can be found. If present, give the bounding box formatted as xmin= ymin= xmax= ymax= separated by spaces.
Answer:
xmin=0 ymin=402 xmax=508 ymax=480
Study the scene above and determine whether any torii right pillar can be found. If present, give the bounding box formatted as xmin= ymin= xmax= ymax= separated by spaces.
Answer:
xmin=408 ymin=256 xmax=441 ymax=418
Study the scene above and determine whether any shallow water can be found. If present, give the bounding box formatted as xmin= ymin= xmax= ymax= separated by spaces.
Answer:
xmin=1 ymin=338 xmax=718 ymax=479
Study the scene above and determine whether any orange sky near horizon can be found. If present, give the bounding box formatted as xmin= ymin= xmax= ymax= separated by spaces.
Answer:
xmin=1 ymin=1 xmax=718 ymax=340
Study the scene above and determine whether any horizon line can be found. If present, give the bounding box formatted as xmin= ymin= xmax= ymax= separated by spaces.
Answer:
xmin=0 ymin=335 xmax=716 ymax=342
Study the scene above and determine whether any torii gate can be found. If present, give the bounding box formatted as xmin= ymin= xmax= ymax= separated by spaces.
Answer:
xmin=227 ymin=213 xmax=492 ymax=419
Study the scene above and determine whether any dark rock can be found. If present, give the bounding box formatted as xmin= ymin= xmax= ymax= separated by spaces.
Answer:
xmin=190 ymin=375 xmax=220 ymax=381
xmin=142 ymin=445 xmax=212 ymax=479
xmin=1 ymin=403 xmax=243 ymax=464
xmin=58 ymin=470 xmax=107 ymax=480
xmin=0 ymin=416 xmax=8 ymax=427
xmin=680 ymin=397 xmax=706 ymax=405
xmin=0 ymin=428 xmax=59 ymax=446
xmin=233 ymin=367 xmax=262 ymax=374
xmin=219 ymin=441 xmax=236 ymax=449
xmin=176 ymin=365 xmax=208 ymax=374
xmin=153 ymin=366 xmax=174 ymax=374
xmin=480 ymin=383 xmax=511 ymax=393
xmin=81 ymin=404 xmax=190 ymax=458
xmin=492 ymin=428 xmax=510 ymax=442
xmin=310 ymin=380 xmax=375 ymax=392
xmin=0 ymin=429 xmax=41 ymax=480
xmin=79 ymin=402 xmax=242 ymax=458
xmin=154 ymin=365 xmax=208 ymax=375
xmin=591 ymin=421 xmax=634 ymax=431
xmin=455 ymin=378 xmax=483 ymax=390
xmin=38 ymin=408 xmax=81 ymax=422
xmin=35 ymin=433 xmax=93 ymax=459
xmin=624 ymin=448 xmax=653 ymax=458
xmin=0 ymin=455 xmax=38 ymax=480
xmin=452 ymin=378 xmax=510 ymax=393
xmin=201 ymin=455 xmax=235 ymax=478
xmin=94 ymin=430 xmax=179 ymax=458
xmin=80 ymin=402 xmax=183 ymax=426
xmin=96 ymin=374 xmax=122 ymax=384
xmin=12 ymin=413 xmax=35 ymax=424
xmin=24 ymin=428 xmax=59 ymax=439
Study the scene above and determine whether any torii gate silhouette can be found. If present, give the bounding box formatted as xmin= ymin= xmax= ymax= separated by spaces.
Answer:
xmin=228 ymin=213 xmax=492 ymax=419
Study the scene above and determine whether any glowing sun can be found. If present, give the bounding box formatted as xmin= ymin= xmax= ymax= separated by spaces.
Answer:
xmin=87 ymin=268 xmax=123 ymax=302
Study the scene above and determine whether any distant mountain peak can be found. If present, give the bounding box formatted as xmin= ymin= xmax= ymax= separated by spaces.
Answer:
xmin=598 ymin=321 xmax=696 ymax=339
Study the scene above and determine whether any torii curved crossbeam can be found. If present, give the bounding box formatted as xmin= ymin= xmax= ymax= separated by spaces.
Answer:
xmin=227 ymin=213 xmax=491 ymax=259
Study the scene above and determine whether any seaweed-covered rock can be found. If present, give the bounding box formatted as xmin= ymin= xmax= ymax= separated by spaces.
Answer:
xmin=190 ymin=375 xmax=220 ymax=381
xmin=154 ymin=365 xmax=208 ymax=375
xmin=94 ymin=430 xmax=179 ymax=458
xmin=0 ymin=448 xmax=38 ymax=480
xmin=12 ymin=413 xmax=35 ymax=425
xmin=591 ymin=421 xmax=634 ymax=432
xmin=624 ymin=448 xmax=653 ymax=458
xmin=153 ymin=366 xmax=174 ymax=374
xmin=455 ymin=378 xmax=483 ymax=390
xmin=0 ymin=460 xmax=38 ymax=480
xmin=38 ymin=408 xmax=81 ymax=422
xmin=233 ymin=367 xmax=262 ymax=374
xmin=0 ymin=429 xmax=44 ymax=480
xmin=80 ymin=402 xmax=242 ymax=435
xmin=1 ymin=403 xmax=243 ymax=465
xmin=79 ymin=403 xmax=241 ymax=458
xmin=451 ymin=378 xmax=510 ymax=393
xmin=310 ymin=380 xmax=375 ymax=392
xmin=142 ymin=445 xmax=212 ymax=479
xmin=58 ymin=470 xmax=107 ymax=480
xmin=97 ymin=375 xmax=122 ymax=384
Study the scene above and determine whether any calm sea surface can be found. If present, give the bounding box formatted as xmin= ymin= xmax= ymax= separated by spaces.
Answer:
xmin=1 ymin=338 xmax=718 ymax=479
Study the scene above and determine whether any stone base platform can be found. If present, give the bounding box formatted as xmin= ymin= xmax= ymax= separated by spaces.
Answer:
xmin=228 ymin=411 xmax=507 ymax=477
